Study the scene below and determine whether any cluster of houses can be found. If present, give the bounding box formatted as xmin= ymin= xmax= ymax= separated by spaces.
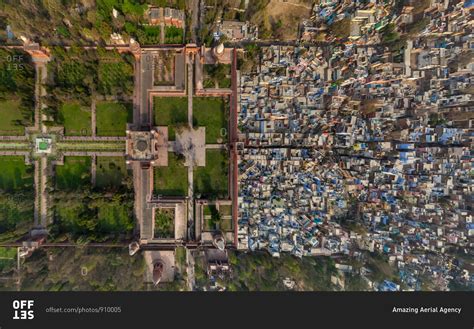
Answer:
xmin=217 ymin=20 xmax=258 ymax=42
xmin=147 ymin=6 xmax=185 ymax=28
xmin=237 ymin=0 xmax=473 ymax=290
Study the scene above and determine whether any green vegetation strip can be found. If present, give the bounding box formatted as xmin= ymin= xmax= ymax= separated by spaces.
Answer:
xmin=57 ymin=141 xmax=125 ymax=151
xmin=0 ymin=141 xmax=30 ymax=150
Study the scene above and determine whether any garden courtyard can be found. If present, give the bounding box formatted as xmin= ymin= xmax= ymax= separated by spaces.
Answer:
xmin=151 ymin=95 xmax=230 ymax=200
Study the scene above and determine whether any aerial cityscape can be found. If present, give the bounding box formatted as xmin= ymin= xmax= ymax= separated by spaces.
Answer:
xmin=0 ymin=0 xmax=472 ymax=292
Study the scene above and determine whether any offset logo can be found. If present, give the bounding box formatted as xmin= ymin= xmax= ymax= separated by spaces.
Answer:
xmin=12 ymin=300 xmax=34 ymax=320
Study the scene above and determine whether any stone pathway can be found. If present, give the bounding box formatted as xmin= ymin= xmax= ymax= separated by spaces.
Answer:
xmin=91 ymin=154 xmax=97 ymax=186
xmin=32 ymin=59 xmax=49 ymax=133
xmin=30 ymin=53 xmax=51 ymax=229
xmin=33 ymin=159 xmax=40 ymax=226
xmin=56 ymin=140 xmax=125 ymax=152
xmin=187 ymin=54 xmax=194 ymax=127
xmin=39 ymin=156 xmax=48 ymax=227
xmin=62 ymin=136 xmax=126 ymax=142
xmin=61 ymin=151 xmax=124 ymax=157
xmin=32 ymin=156 xmax=48 ymax=227
xmin=160 ymin=22 xmax=165 ymax=44
xmin=91 ymin=98 xmax=96 ymax=137
xmin=186 ymin=248 xmax=195 ymax=291
xmin=33 ymin=65 xmax=41 ymax=131
xmin=175 ymin=127 xmax=205 ymax=167
xmin=190 ymin=0 xmax=199 ymax=43
xmin=0 ymin=150 xmax=29 ymax=156
xmin=39 ymin=64 xmax=48 ymax=134
xmin=187 ymin=166 xmax=194 ymax=238
xmin=205 ymin=144 xmax=227 ymax=150
xmin=186 ymin=53 xmax=195 ymax=236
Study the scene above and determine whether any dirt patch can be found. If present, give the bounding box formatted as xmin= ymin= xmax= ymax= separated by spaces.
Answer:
xmin=249 ymin=0 xmax=312 ymax=40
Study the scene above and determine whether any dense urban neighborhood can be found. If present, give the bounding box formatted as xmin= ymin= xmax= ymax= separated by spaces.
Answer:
xmin=0 ymin=0 xmax=472 ymax=292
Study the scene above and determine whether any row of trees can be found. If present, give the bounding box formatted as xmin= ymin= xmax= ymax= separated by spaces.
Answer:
xmin=49 ymin=174 xmax=135 ymax=243
xmin=194 ymin=251 xmax=337 ymax=291
xmin=0 ymin=159 xmax=34 ymax=243
xmin=3 ymin=248 xmax=147 ymax=291
xmin=0 ymin=191 xmax=34 ymax=243
xmin=1 ymin=0 xmax=186 ymax=46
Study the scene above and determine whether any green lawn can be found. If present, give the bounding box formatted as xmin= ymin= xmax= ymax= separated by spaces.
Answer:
xmin=194 ymin=150 xmax=228 ymax=198
xmin=0 ymin=247 xmax=16 ymax=259
xmin=164 ymin=26 xmax=184 ymax=44
xmin=0 ymin=247 xmax=17 ymax=273
xmin=154 ymin=153 xmax=187 ymax=196
xmin=136 ymin=26 xmax=161 ymax=45
xmin=97 ymin=201 xmax=133 ymax=234
xmin=96 ymin=102 xmax=132 ymax=136
xmin=96 ymin=157 xmax=128 ymax=189
xmin=0 ymin=156 xmax=33 ymax=191
xmin=218 ymin=205 xmax=233 ymax=231
xmin=0 ymin=99 xmax=26 ymax=136
xmin=56 ymin=156 xmax=91 ymax=190
xmin=59 ymin=102 xmax=91 ymax=136
xmin=193 ymin=97 xmax=228 ymax=143
xmin=153 ymin=97 xmax=188 ymax=141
